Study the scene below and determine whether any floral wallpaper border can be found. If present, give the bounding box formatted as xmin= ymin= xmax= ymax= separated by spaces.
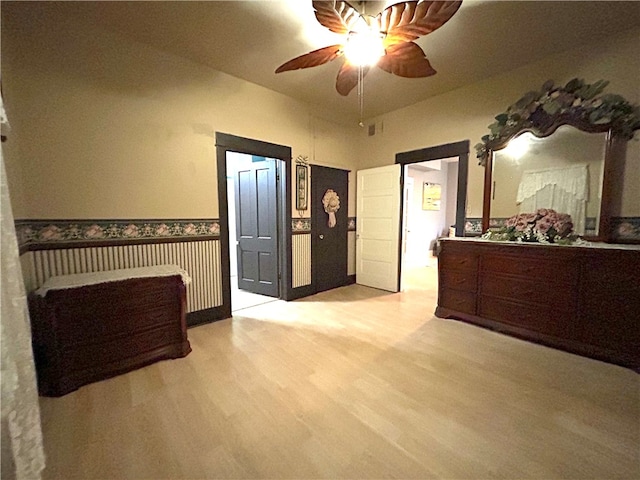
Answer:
xmin=464 ymin=218 xmax=483 ymax=235
xmin=15 ymin=219 xmax=221 ymax=250
xmin=291 ymin=217 xmax=356 ymax=233
xmin=19 ymin=215 xmax=631 ymax=249
xmin=465 ymin=216 xmax=640 ymax=241
xmin=613 ymin=217 xmax=640 ymax=240
xmin=16 ymin=216 xmax=359 ymax=249
xmin=292 ymin=218 xmax=311 ymax=233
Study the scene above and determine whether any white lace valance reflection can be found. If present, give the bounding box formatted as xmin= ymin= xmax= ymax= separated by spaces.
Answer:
xmin=517 ymin=164 xmax=589 ymax=235
xmin=517 ymin=164 xmax=589 ymax=203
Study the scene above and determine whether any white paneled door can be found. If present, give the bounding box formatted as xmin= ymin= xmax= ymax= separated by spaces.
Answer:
xmin=356 ymin=164 xmax=401 ymax=292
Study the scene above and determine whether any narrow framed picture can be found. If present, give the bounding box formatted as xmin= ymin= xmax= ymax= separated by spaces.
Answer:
xmin=296 ymin=165 xmax=308 ymax=210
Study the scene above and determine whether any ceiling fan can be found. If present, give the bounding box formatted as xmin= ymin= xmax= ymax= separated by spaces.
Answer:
xmin=275 ymin=0 xmax=463 ymax=96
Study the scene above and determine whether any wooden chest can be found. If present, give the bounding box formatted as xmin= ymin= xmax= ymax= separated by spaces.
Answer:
xmin=29 ymin=269 xmax=192 ymax=396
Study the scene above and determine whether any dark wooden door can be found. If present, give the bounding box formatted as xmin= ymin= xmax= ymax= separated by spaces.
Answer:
xmin=312 ymin=165 xmax=349 ymax=293
xmin=234 ymin=155 xmax=279 ymax=297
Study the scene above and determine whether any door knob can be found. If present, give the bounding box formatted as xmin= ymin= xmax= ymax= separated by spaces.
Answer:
xmin=319 ymin=234 xmax=324 ymax=239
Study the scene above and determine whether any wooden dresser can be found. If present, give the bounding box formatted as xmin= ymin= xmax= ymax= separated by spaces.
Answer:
xmin=436 ymin=238 xmax=640 ymax=371
xmin=29 ymin=267 xmax=192 ymax=396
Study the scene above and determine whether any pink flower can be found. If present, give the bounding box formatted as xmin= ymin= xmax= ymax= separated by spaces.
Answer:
xmin=535 ymin=217 xmax=554 ymax=234
xmin=617 ymin=222 xmax=635 ymax=236
xmin=553 ymin=221 xmax=573 ymax=236
xmin=84 ymin=224 xmax=104 ymax=238
xmin=122 ymin=224 xmax=139 ymax=237
xmin=40 ymin=225 xmax=62 ymax=241
xmin=156 ymin=224 xmax=169 ymax=235
xmin=515 ymin=219 xmax=529 ymax=232
xmin=183 ymin=223 xmax=197 ymax=235
xmin=209 ymin=223 xmax=220 ymax=234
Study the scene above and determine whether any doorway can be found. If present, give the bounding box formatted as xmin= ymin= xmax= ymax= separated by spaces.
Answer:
xmin=216 ymin=133 xmax=293 ymax=318
xmin=226 ymin=153 xmax=280 ymax=312
xmin=355 ymin=141 xmax=468 ymax=293
xmin=401 ymin=158 xmax=459 ymax=289
xmin=396 ymin=140 xmax=469 ymax=291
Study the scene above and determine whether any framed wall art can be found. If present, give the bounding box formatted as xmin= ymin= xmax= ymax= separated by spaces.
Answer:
xmin=422 ymin=182 xmax=441 ymax=211
xmin=296 ymin=164 xmax=308 ymax=210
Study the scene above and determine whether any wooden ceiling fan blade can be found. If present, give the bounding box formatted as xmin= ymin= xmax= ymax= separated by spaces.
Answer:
xmin=377 ymin=42 xmax=436 ymax=78
xmin=379 ymin=0 xmax=463 ymax=46
xmin=336 ymin=63 xmax=369 ymax=96
xmin=275 ymin=44 xmax=343 ymax=73
xmin=312 ymin=1 xmax=361 ymax=34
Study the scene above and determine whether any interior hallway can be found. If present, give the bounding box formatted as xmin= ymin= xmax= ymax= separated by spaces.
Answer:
xmin=38 ymin=264 xmax=639 ymax=479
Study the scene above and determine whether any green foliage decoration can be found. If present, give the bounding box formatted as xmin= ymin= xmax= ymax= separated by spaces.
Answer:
xmin=475 ymin=78 xmax=640 ymax=165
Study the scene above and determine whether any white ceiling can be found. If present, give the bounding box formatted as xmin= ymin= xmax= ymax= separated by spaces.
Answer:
xmin=41 ymin=1 xmax=640 ymax=124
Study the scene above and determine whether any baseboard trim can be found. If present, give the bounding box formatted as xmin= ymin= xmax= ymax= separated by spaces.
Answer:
xmin=187 ymin=305 xmax=231 ymax=328
xmin=346 ymin=274 xmax=356 ymax=285
xmin=285 ymin=284 xmax=315 ymax=301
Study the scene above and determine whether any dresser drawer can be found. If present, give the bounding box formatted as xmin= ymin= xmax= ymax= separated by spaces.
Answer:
xmin=478 ymin=295 xmax=572 ymax=337
xmin=438 ymin=252 xmax=478 ymax=273
xmin=482 ymin=253 xmax=577 ymax=285
xmin=481 ymin=274 xmax=575 ymax=307
xmin=439 ymin=288 xmax=476 ymax=315
xmin=440 ymin=269 xmax=477 ymax=293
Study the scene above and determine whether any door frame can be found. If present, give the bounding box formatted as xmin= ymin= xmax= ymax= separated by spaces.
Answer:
xmin=395 ymin=140 xmax=469 ymax=284
xmin=216 ymin=132 xmax=292 ymax=317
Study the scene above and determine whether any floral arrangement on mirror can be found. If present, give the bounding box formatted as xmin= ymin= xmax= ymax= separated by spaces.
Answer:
xmin=475 ymin=78 xmax=640 ymax=165
xmin=482 ymin=209 xmax=584 ymax=245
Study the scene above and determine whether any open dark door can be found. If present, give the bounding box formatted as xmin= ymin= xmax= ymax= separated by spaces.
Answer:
xmin=234 ymin=155 xmax=279 ymax=297
xmin=312 ymin=165 xmax=349 ymax=293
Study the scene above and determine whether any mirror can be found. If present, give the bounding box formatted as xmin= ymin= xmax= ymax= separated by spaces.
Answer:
xmin=490 ymin=126 xmax=607 ymax=236
xmin=477 ymin=78 xmax=638 ymax=243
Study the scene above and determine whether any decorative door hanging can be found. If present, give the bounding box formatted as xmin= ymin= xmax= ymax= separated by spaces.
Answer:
xmin=322 ymin=189 xmax=340 ymax=228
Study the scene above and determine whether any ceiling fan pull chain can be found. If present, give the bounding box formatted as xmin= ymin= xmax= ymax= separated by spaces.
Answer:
xmin=358 ymin=65 xmax=364 ymax=127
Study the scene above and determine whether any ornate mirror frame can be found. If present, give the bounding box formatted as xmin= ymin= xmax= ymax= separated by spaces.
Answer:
xmin=476 ymin=79 xmax=639 ymax=243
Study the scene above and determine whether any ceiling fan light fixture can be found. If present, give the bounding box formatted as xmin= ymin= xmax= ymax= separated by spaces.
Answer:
xmin=275 ymin=1 xmax=463 ymax=97
xmin=343 ymin=24 xmax=385 ymax=67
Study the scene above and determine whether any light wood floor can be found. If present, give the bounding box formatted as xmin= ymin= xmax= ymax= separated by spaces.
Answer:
xmin=230 ymin=276 xmax=277 ymax=312
xmin=39 ymin=266 xmax=639 ymax=479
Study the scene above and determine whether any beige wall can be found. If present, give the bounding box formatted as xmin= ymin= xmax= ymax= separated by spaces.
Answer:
xmin=1 ymin=4 xmax=360 ymax=220
xmin=2 ymin=5 xmax=637 ymax=223
xmin=357 ymin=27 xmax=640 ymax=218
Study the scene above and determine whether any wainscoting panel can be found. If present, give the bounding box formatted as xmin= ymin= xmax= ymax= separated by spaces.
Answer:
xmin=348 ymin=231 xmax=356 ymax=276
xmin=292 ymin=233 xmax=312 ymax=288
xmin=23 ymin=240 xmax=222 ymax=313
